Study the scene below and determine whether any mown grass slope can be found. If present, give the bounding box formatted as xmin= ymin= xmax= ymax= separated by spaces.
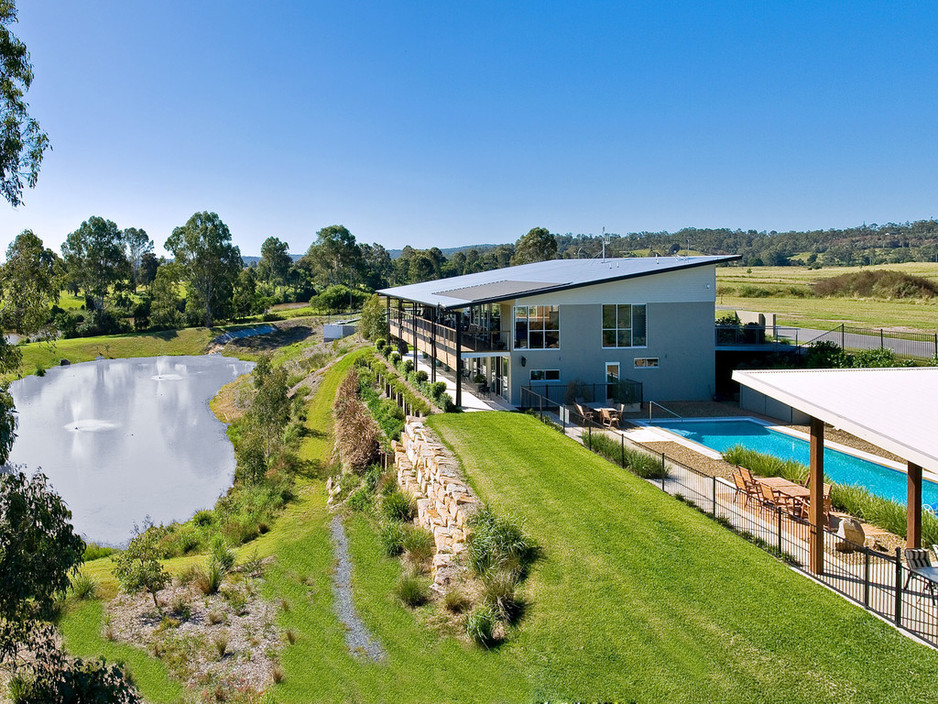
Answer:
xmin=427 ymin=411 xmax=938 ymax=703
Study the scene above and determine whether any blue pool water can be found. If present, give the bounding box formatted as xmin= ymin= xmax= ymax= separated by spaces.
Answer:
xmin=653 ymin=419 xmax=938 ymax=508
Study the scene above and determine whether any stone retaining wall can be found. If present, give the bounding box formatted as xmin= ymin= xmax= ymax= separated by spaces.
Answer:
xmin=391 ymin=418 xmax=479 ymax=587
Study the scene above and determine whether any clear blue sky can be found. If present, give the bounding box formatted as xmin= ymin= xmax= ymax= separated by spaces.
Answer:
xmin=1 ymin=1 xmax=936 ymax=257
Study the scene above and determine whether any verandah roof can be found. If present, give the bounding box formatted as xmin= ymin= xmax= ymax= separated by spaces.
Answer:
xmin=732 ymin=367 xmax=938 ymax=475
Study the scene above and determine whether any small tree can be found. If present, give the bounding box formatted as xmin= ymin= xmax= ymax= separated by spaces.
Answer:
xmin=358 ymin=294 xmax=386 ymax=341
xmin=112 ymin=525 xmax=170 ymax=609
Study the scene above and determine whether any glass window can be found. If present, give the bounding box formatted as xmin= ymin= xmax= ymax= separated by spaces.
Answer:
xmin=514 ymin=305 xmax=560 ymax=349
xmin=634 ymin=357 xmax=659 ymax=368
xmin=602 ymin=304 xmax=647 ymax=348
xmin=530 ymin=369 xmax=560 ymax=381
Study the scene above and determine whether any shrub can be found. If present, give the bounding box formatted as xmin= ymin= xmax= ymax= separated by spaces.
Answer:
xmin=192 ymin=509 xmax=215 ymax=528
xmin=415 ymin=370 xmax=428 ymax=384
xmin=429 ymin=381 xmax=447 ymax=399
xmin=466 ymin=604 xmax=497 ymax=647
xmin=402 ymin=359 xmax=414 ymax=374
xmin=390 ymin=352 xmax=401 ymax=365
xmin=588 ymin=433 xmax=668 ymax=479
xmin=69 ymin=573 xmax=97 ymax=601
xmin=402 ymin=526 xmax=435 ymax=564
xmin=348 ymin=486 xmax=372 ymax=512
xmin=382 ymin=491 xmax=416 ymax=523
xmin=375 ymin=338 xmax=387 ymax=350
xmin=83 ymin=543 xmax=116 ymax=562
xmin=379 ymin=522 xmax=407 ymax=557
xmin=395 ymin=572 xmax=430 ymax=607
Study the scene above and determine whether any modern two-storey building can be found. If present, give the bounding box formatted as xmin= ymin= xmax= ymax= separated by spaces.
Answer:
xmin=379 ymin=255 xmax=739 ymax=408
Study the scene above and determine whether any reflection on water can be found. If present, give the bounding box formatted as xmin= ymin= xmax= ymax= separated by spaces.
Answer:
xmin=8 ymin=355 xmax=255 ymax=546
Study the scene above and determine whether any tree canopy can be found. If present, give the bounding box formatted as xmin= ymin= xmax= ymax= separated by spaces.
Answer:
xmin=61 ymin=216 xmax=129 ymax=310
xmin=0 ymin=1 xmax=49 ymax=206
xmin=258 ymin=236 xmax=292 ymax=287
xmin=0 ymin=229 xmax=62 ymax=338
xmin=512 ymin=227 xmax=557 ymax=265
xmin=165 ymin=211 xmax=242 ymax=327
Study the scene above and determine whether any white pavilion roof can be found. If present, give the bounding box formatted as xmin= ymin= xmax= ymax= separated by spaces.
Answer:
xmin=733 ymin=367 xmax=938 ymax=474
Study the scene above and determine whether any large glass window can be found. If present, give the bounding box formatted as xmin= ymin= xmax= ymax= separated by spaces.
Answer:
xmin=514 ymin=305 xmax=560 ymax=349
xmin=602 ymin=304 xmax=647 ymax=348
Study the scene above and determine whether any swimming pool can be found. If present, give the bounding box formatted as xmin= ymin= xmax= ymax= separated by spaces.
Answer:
xmin=650 ymin=418 xmax=938 ymax=508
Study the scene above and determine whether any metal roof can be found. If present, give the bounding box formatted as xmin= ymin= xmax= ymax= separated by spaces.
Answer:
xmin=378 ymin=255 xmax=739 ymax=309
xmin=733 ymin=368 xmax=938 ymax=474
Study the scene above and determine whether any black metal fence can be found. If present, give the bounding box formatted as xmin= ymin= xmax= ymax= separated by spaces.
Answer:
xmin=521 ymin=387 xmax=938 ymax=648
xmin=801 ymin=323 xmax=938 ymax=360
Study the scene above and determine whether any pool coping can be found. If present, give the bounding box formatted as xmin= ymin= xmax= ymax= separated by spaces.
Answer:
xmin=637 ymin=416 xmax=938 ymax=485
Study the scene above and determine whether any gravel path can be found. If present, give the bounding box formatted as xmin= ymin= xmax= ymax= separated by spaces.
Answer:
xmin=330 ymin=516 xmax=385 ymax=661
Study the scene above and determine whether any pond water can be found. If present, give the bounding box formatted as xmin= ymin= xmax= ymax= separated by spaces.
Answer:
xmin=7 ymin=355 xmax=255 ymax=546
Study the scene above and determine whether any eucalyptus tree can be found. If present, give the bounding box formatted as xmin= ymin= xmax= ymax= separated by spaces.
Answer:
xmin=258 ymin=236 xmax=292 ymax=287
xmin=0 ymin=229 xmax=62 ymax=338
xmin=0 ymin=1 xmax=49 ymax=206
xmin=511 ymin=227 xmax=558 ymax=265
xmin=165 ymin=211 xmax=242 ymax=327
xmin=303 ymin=225 xmax=361 ymax=286
xmin=61 ymin=216 xmax=129 ymax=310
xmin=122 ymin=227 xmax=153 ymax=291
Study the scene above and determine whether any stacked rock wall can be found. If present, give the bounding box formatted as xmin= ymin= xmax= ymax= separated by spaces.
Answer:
xmin=392 ymin=418 xmax=479 ymax=587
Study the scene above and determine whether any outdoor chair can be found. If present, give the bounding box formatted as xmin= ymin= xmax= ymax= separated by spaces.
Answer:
xmin=575 ymin=403 xmax=596 ymax=423
xmin=759 ymin=483 xmax=798 ymax=514
xmin=732 ymin=472 xmax=759 ymax=507
xmin=796 ymin=496 xmax=832 ymax=522
xmin=601 ymin=408 xmax=621 ymax=428
xmin=903 ymin=548 xmax=938 ymax=601
xmin=738 ymin=467 xmax=757 ymax=487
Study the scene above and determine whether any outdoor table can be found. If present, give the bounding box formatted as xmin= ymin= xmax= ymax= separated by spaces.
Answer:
xmin=760 ymin=477 xmax=811 ymax=500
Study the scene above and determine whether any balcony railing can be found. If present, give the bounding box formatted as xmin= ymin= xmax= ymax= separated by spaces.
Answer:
xmin=390 ymin=317 xmax=509 ymax=354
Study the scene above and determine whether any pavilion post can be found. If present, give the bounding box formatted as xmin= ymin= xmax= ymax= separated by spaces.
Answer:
xmin=430 ymin=307 xmax=437 ymax=383
xmin=385 ymin=296 xmax=391 ymax=342
xmin=412 ymin=302 xmax=418 ymax=367
xmin=455 ymin=310 xmax=463 ymax=408
xmin=809 ymin=416 xmax=825 ymax=575
xmin=907 ymin=461 xmax=923 ymax=549
xmin=396 ymin=299 xmax=402 ymax=349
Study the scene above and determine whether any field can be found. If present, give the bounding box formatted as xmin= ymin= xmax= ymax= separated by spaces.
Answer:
xmin=716 ymin=262 xmax=938 ymax=331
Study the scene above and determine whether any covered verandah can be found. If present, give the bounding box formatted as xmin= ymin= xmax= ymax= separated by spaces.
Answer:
xmin=733 ymin=368 xmax=938 ymax=575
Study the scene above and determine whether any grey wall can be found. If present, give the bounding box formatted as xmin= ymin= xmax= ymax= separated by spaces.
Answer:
xmin=509 ymin=301 xmax=716 ymax=404
xmin=739 ymin=387 xmax=812 ymax=424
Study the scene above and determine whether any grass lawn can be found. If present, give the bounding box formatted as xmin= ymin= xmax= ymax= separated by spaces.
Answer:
xmin=427 ymin=411 xmax=938 ymax=703
xmin=716 ymin=263 xmax=938 ymax=331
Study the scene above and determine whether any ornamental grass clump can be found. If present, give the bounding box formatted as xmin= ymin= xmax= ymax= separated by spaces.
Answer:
xmin=588 ymin=432 xmax=668 ymax=479
xmin=382 ymin=490 xmax=416 ymax=523
xmin=467 ymin=508 xmax=532 ymax=578
xmin=69 ymin=573 xmax=98 ymax=601
xmin=401 ymin=526 xmax=435 ymax=565
xmin=333 ymin=370 xmax=381 ymax=473
xmin=395 ymin=571 xmax=430 ymax=608
xmin=722 ymin=445 xmax=807 ymax=484
xmin=379 ymin=522 xmax=407 ymax=557
xmin=465 ymin=604 xmax=498 ymax=647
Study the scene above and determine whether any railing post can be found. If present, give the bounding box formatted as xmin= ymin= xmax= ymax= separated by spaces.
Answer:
xmin=620 ymin=433 xmax=625 ymax=467
xmin=661 ymin=454 xmax=666 ymax=491
xmin=841 ymin=323 xmax=845 ymax=349
xmin=863 ymin=549 xmax=871 ymax=607
xmin=777 ymin=507 xmax=783 ymax=555
xmin=712 ymin=474 xmax=717 ymax=516
xmin=588 ymin=423 xmax=592 ymax=450
xmin=895 ymin=547 xmax=903 ymax=625
xmin=880 ymin=329 xmax=884 ymax=350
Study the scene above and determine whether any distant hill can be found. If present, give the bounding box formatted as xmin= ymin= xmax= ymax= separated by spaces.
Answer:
xmin=387 ymin=244 xmax=501 ymax=259
xmin=241 ymin=254 xmax=303 ymax=267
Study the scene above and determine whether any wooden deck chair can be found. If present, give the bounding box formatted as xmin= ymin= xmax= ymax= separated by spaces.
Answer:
xmin=759 ymin=482 xmax=778 ymax=508
xmin=738 ymin=467 xmax=757 ymax=486
xmin=732 ymin=473 xmax=751 ymax=506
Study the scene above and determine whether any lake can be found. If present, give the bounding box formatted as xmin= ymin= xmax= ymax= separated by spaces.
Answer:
xmin=7 ymin=355 xmax=255 ymax=546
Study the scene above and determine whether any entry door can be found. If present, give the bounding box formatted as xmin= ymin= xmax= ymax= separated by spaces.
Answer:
xmin=605 ymin=362 xmax=619 ymax=402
